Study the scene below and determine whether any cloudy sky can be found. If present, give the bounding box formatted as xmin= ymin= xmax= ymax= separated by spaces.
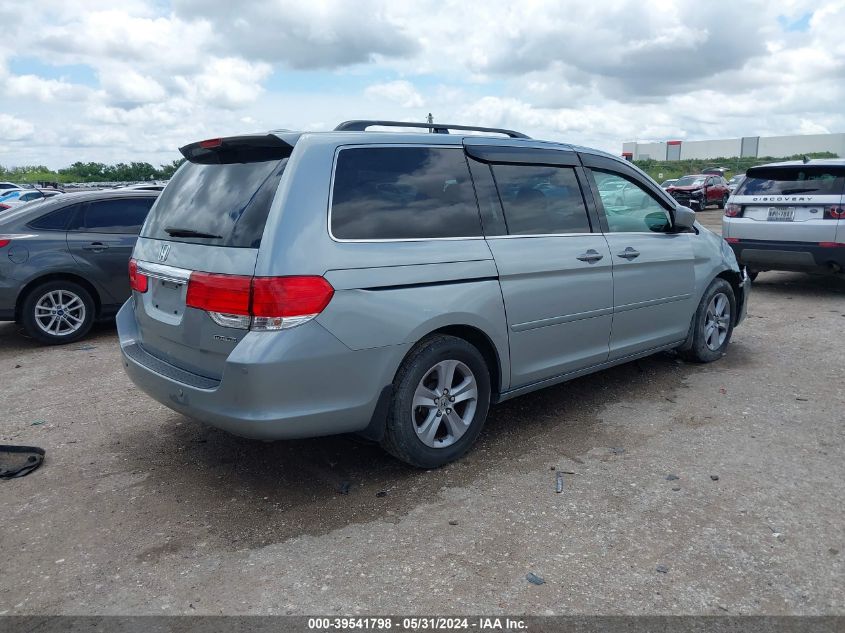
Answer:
xmin=0 ymin=0 xmax=842 ymax=169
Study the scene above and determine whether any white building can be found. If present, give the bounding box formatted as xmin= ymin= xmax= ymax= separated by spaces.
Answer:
xmin=621 ymin=133 xmax=845 ymax=162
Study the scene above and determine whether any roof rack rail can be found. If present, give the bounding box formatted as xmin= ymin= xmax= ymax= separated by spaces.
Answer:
xmin=334 ymin=120 xmax=530 ymax=139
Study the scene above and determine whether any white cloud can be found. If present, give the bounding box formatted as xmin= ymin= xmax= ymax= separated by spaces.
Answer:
xmin=365 ymin=80 xmax=424 ymax=108
xmin=0 ymin=0 xmax=843 ymax=169
xmin=0 ymin=114 xmax=35 ymax=141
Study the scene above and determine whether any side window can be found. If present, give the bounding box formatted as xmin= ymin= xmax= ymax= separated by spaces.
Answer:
xmin=331 ymin=147 xmax=481 ymax=240
xmin=591 ymin=170 xmax=671 ymax=233
xmin=467 ymin=159 xmax=507 ymax=236
xmin=77 ymin=198 xmax=155 ymax=234
xmin=490 ymin=164 xmax=591 ymax=235
xmin=28 ymin=204 xmax=80 ymax=231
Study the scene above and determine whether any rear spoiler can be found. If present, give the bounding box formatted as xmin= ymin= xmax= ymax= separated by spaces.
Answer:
xmin=179 ymin=133 xmax=300 ymax=164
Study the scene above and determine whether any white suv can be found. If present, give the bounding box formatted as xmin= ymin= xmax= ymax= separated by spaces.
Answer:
xmin=722 ymin=159 xmax=844 ymax=279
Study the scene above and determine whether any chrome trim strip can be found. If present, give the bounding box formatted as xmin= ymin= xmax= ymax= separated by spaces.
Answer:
xmin=136 ymin=260 xmax=192 ymax=284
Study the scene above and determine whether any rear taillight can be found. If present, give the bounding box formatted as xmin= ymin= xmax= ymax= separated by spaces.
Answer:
xmin=128 ymin=258 xmax=148 ymax=293
xmin=186 ymin=272 xmax=251 ymax=315
xmin=818 ymin=242 xmax=845 ymax=248
xmin=724 ymin=237 xmax=740 ymax=244
xmin=823 ymin=206 xmax=845 ymax=220
xmin=724 ymin=203 xmax=742 ymax=217
xmin=185 ymin=273 xmax=334 ymax=331
xmin=0 ymin=204 xmax=10 ymax=211
xmin=0 ymin=238 xmax=10 ymax=248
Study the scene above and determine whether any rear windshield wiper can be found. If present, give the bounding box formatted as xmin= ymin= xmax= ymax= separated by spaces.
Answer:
xmin=779 ymin=188 xmax=817 ymax=195
xmin=164 ymin=227 xmax=222 ymax=239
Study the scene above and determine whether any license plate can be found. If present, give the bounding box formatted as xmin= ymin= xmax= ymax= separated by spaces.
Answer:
xmin=767 ymin=207 xmax=794 ymax=221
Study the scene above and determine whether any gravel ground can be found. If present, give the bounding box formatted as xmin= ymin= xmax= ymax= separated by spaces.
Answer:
xmin=1 ymin=211 xmax=843 ymax=615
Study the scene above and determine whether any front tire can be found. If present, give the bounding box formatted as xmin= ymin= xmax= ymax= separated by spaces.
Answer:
xmin=719 ymin=194 xmax=729 ymax=209
xmin=381 ymin=335 xmax=491 ymax=468
xmin=679 ymin=278 xmax=736 ymax=363
xmin=20 ymin=280 xmax=95 ymax=345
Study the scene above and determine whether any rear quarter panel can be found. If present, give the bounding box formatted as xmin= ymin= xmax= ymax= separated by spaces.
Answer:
xmin=260 ymin=136 xmax=512 ymax=391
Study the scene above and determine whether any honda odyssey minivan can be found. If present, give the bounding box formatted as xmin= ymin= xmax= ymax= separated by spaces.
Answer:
xmin=118 ymin=120 xmax=749 ymax=467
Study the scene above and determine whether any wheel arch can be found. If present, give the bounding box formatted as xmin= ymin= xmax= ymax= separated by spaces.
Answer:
xmin=15 ymin=273 xmax=103 ymax=322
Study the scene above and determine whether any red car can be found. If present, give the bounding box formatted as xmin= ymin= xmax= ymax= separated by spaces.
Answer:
xmin=666 ymin=174 xmax=731 ymax=210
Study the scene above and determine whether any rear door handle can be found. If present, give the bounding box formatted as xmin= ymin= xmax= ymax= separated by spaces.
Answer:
xmin=576 ymin=249 xmax=604 ymax=263
xmin=82 ymin=242 xmax=109 ymax=252
xmin=616 ymin=247 xmax=640 ymax=260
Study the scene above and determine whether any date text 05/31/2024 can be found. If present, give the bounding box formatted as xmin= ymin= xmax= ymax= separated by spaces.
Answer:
xmin=307 ymin=617 xmax=528 ymax=630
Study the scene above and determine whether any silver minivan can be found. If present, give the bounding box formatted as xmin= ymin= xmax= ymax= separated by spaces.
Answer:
xmin=118 ymin=121 xmax=749 ymax=467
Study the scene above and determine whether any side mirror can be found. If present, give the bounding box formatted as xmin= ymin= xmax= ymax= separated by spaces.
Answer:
xmin=673 ymin=205 xmax=696 ymax=231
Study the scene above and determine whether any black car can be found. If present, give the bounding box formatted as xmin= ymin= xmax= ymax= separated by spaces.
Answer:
xmin=0 ymin=190 xmax=159 ymax=344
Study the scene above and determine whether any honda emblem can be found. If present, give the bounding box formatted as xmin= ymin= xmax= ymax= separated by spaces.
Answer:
xmin=157 ymin=243 xmax=170 ymax=262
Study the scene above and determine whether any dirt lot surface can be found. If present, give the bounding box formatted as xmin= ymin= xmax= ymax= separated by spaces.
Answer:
xmin=1 ymin=210 xmax=843 ymax=615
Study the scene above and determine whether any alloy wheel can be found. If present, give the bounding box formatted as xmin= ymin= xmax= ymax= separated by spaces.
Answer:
xmin=34 ymin=289 xmax=87 ymax=337
xmin=704 ymin=292 xmax=731 ymax=351
xmin=411 ymin=359 xmax=479 ymax=448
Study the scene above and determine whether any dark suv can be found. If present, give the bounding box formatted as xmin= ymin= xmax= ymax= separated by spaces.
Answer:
xmin=667 ymin=174 xmax=731 ymax=210
xmin=0 ymin=190 xmax=159 ymax=343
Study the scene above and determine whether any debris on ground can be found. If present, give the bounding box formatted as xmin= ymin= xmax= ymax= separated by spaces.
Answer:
xmin=73 ymin=345 xmax=97 ymax=351
xmin=375 ymin=490 xmax=387 ymax=498
xmin=526 ymin=572 xmax=545 ymax=585
xmin=610 ymin=447 xmax=625 ymax=455
xmin=555 ymin=472 xmax=564 ymax=493
xmin=0 ymin=445 xmax=46 ymax=479
xmin=655 ymin=564 xmax=669 ymax=573
xmin=31 ymin=420 xmax=46 ymax=426
xmin=710 ymin=475 xmax=720 ymax=481
xmin=448 ymin=520 xmax=458 ymax=526
xmin=337 ymin=481 xmax=351 ymax=495
xmin=666 ymin=474 xmax=680 ymax=481
xmin=795 ymin=397 xmax=809 ymax=402
xmin=672 ymin=487 xmax=681 ymax=492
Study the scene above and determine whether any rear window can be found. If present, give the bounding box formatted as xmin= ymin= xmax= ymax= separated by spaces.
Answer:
xmin=330 ymin=147 xmax=482 ymax=240
xmin=736 ymin=166 xmax=845 ymax=196
xmin=141 ymin=159 xmax=287 ymax=248
xmin=28 ymin=204 xmax=80 ymax=231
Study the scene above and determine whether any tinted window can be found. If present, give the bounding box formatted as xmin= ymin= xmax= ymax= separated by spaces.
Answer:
xmin=591 ymin=170 xmax=671 ymax=233
xmin=491 ymin=164 xmax=590 ymax=235
xmin=74 ymin=198 xmax=155 ymax=234
xmin=736 ymin=166 xmax=845 ymax=196
xmin=142 ymin=158 xmax=286 ymax=248
xmin=331 ymin=147 xmax=481 ymax=240
xmin=28 ymin=204 xmax=80 ymax=231
xmin=20 ymin=192 xmax=42 ymax=201
xmin=467 ymin=159 xmax=507 ymax=236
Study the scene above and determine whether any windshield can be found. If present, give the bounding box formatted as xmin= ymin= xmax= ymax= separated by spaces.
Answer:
xmin=729 ymin=175 xmax=743 ymax=184
xmin=736 ymin=166 xmax=845 ymax=196
xmin=141 ymin=158 xmax=287 ymax=248
xmin=674 ymin=176 xmax=706 ymax=187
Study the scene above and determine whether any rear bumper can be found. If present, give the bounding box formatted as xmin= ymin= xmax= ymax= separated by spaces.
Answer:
xmin=729 ymin=239 xmax=845 ymax=273
xmin=116 ymin=300 xmax=406 ymax=440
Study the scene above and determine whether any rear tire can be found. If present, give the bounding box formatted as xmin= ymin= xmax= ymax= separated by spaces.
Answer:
xmin=679 ymin=278 xmax=736 ymax=363
xmin=381 ymin=335 xmax=491 ymax=468
xmin=20 ymin=280 xmax=95 ymax=345
xmin=719 ymin=194 xmax=729 ymax=209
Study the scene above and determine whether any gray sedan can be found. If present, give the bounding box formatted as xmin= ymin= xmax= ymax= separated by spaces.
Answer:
xmin=0 ymin=190 xmax=159 ymax=343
